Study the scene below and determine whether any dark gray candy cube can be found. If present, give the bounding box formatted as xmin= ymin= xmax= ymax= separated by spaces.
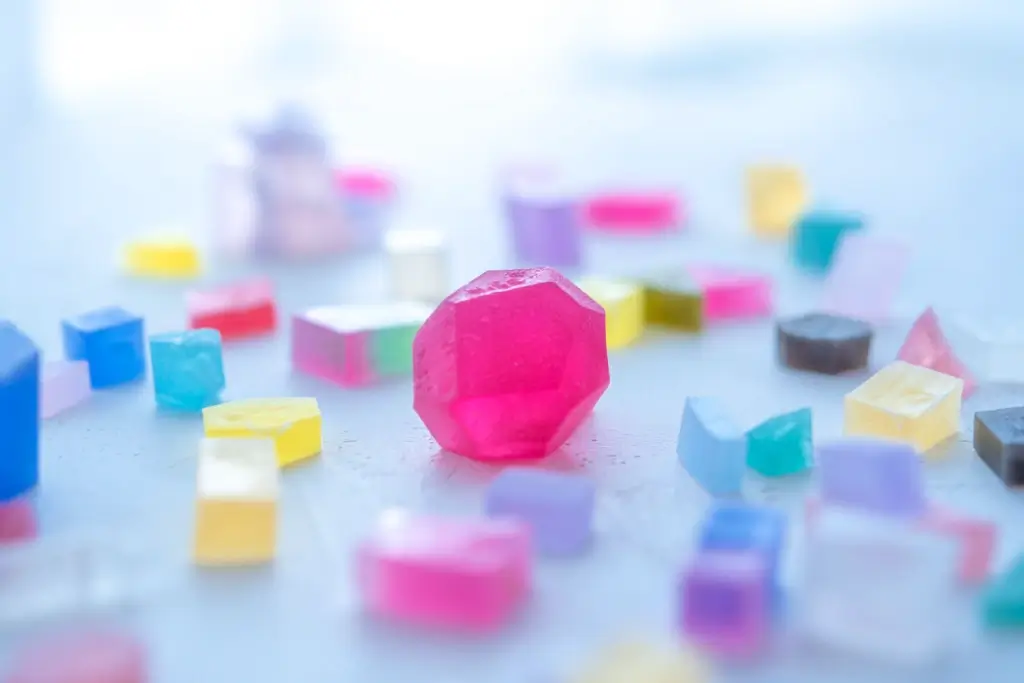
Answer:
xmin=776 ymin=313 xmax=872 ymax=375
xmin=974 ymin=407 xmax=1024 ymax=486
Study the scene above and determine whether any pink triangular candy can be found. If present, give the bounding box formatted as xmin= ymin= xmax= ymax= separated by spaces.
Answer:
xmin=897 ymin=307 xmax=976 ymax=397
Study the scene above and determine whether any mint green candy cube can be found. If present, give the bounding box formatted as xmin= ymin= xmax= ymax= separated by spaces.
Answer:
xmin=746 ymin=408 xmax=813 ymax=477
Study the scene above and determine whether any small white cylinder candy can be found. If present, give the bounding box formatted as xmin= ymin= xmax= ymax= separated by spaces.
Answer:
xmin=385 ymin=229 xmax=451 ymax=303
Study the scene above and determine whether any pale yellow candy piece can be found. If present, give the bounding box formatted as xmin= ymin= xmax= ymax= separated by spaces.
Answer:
xmin=578 ymin=277 xmax=645 ymax=350
xmin=193 ymin=437 xmax=278 ymax=566
xmin=124 ymin=238 xmax=201 ymax=278
xmin=746 ymin=165 xmax=808 ymax=238
xmin=573 ymin=641 xmax=708 ymax=683
xmin=202 ymin=398 xmax=322 ymax=467
xmin=844 ymin=360 xmax=963 ymax=453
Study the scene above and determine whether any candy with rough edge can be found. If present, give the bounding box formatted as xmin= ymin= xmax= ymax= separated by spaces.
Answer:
xmin=746 ymin=408 xmax=812 ymax=477
xmin=385 ymin=229 xmax=451 ymax=303
xmin=687 ymin=265 xmax=772 ymax=322
xmin=355 ymin=510 xmax=531 ymax=631
xmin=40 ymin=360 xmax=90 ymax=419
xmin=641 ymin=271 xmax=703 ymax=332
xmin=790 ymin=209 xmax=864 ymax=273
xmin=577 ymin=277 xmax=644 ymax=349
xmin=820 ymin=233 xmax=910 ymax=324
xmin=484 ymin=468 xmax=595 ymax=556
xmin=292 ymin=303 xmax=431 ymax=388
xmin=0 ymin=323 xmax=39 ymax=501
xmin=0 ymin=497 xmax=36 ymax=543
xmin=897 ymin=307 xmax=976 ymax=398
xmin=62 ymin=307 xmax=145 ymax=389
xmin=202 ymin=397 xmax=321 ymax=467
xmin=186 ymin=278 xmax=277 ymax=341
xmin=680 ymin=551 xmax=770 ymax=656
xmin=677 ymin=398 xmax=746 ymax=496
xmin=413 ymin=268 xmax=609 ymax=461
xmin=150 ymin=330 xmax=225 ymax=411
xmin=817 ymin=439 xmax=925 ymax=517
xmin=123 ymin=237 xmax=200 ymax=278
xmin=582 ymin=191 xmax=681 ymax=233
xmin=747 ymin=165 xmax=808 ymax=238
xmin=844 ymin=361 xmax=962 ymax=453
xmin=3 ymin=630 xmax=147 ymax=683
xmin=973 ymin=406 xmax=1024 ymax=487
xmin=193 ymin=437 xmax=278 ymax=566
xmin=504 ymin=181 xmax=582 ymax=268
xmin=776 ymin=312 xmax=872 ymax=375
xmin=571 ymin=640 xmax=708 ymax=683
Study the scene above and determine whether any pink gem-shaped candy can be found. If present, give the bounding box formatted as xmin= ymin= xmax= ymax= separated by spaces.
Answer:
xmin=686 ymin=265 xmax=773 ymax=321
xmin=820 ymin=233 xmax=910 ymax=323
xmin=897 ymin=307 xmax=976 ymax=398
xmin=40 ymin=361 xmax=91 ymax=419
xmin=356 ymin=510 xmax=531 ymax=631
xmin=4 ymin=630 xmax=147 ymax=683
xmin=0 ymin=497 xmax=36 ymax=543
xmin=583 ymin=191 xmax=681 ymax=232
xmin=413 ymin=267 xmax=609 ymax=461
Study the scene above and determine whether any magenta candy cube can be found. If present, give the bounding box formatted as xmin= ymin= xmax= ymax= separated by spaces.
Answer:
xmin=583 ymin=191 xmax=682 ymax=233
xmin=686 ymin=265 xmax=773 ymax=321
xmin=4 ymin=630 xmax=146 ymax=683
xmin=40 ymin=361 xmax=91 ymax=419
xmin=680 ymin=551 xmax=769 ymax=657
xmin=0 ymin=497 xmax=36 ymax=543
xmin=356 ymin=510 xmax=532 ymax=631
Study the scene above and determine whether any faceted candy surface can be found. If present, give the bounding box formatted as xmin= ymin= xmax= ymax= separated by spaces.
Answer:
xmin=0 ymin=497 xmax=37 ymax=543
xmin=356 ymin=510 xmax=531 ymax=631
xmin=981 ymin=553 xmax=1024 ymax=629
xmin=747 ymin=165 xmax=808 ymax=238
xmin=974 ymin=406 xmax=1024 ymax=487
xmin=582 ymin=191 xmax=681 ymax=233
xmin=687 ymin=265 xmax=772 ymax=322
xmin=844 ymin=361 xmax=963 ymax=453
xmin=4 ymin=630 xmax=147 ymax=683
xmin=484 ymin=467 xmax=595 ymax=556
xmin=571 ymin=640 xmax=708 ymax=683
xmin=746 ymin=408 xmax=812 ymax=477
xmin=776 ymin=312 xmax=872 ymax=375
xmin=577 ymin=277 xmax=644 ymax=349
xmin=413 ymin=268 xmax=609 ymax=461
xmin=677 ymin=398 xmax=746 ymax=496
xmin=897 ymin=307 xmax=976 ymax=398
xmin=0 ymin=322 xmax=39 ymax=502
xmin=697 ymin=502 xmax=786 ymax=603
xmin=123 ymin=237 xmax=200 ymax=279
xmin=292 ymin=303 xmax=431 ymax=387
xmin=680 ymin=551 xmax=770 ymax=656
xmin=385 ymin=229 xmax=451 ymax=303
xmin=203 ymin=398 xmax=322 ymax=467
xmin=790 ymin=209 xmax=864 ymax=273
xmin=186 ymin=278 xmax=277 ymax=341
xmin=820 ymin=233 xmax=910 ymax=324
xmin=193 ymin=437 xmax=278 ymax=566
xmin=62 ymin=307 xmax=145 ymax=389
xmin=40 ymin=361 xmax=91 ymax=419
xmin=817 ymin=439 xmax=925 ymax=517
xmin=641 ymin=271 xmax=703 ymax=332
xmin=504 ymin=181 xmax=582 ymax=268
xmin=150 ymin=330 xmax=225 ymax=411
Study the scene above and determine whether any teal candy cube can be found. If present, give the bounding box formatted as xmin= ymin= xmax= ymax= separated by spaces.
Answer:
xmin=982 ymin=554 xmax=1024 ymax=629
xmin=150 ymin=329 xmax=225 ymax=411
xmin=791 ymin=209 xmax=864 ymax=273
xmin=746 ymin=408 xmax=813 ymax=477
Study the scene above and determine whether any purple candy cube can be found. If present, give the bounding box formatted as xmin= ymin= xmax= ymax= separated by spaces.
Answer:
xmin=484 ymin=468 xmax=595 ymax=557
xmin=40 ymin=361 xmax=91 ymax=419
xmin=818 ymin=439 xmax=925 ymax=517
xmin=680 ymin=551 xmax=769 ymax=656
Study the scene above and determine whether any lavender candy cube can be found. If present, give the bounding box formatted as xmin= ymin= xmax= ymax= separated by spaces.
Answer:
xmin=679 ymin=550 xmax=770 ymax=656
xmin=484 ymin=468 xmax=595 ymax=556
xmin=40 ymin=361 xmax=91 ymax=419
xmin=818 ymin=439 xmax=925 ymax=517
xmin=503 ymin=181 xmax=583 ymax=270
xmin=698 ymin=502 xmax=787 ymax=610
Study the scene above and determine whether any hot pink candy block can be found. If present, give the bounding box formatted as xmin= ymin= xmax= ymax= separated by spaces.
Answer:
xmin=4 ymin=630 xmax=147 ymax=683
xmin=356 ymin=510 xmax=532 ymax=631
xmin=0 ymin=497 xmax=37 ymax=544
xmin=334 ymin=167 xmax=397 ymax=201
xmin=820 ymin=233 xmax=910 ymax=324
xmin=897 ymin=307 xmax=976 ymax=398
xmin=804 ymin=497 xmax=995 ymax=584
xmin=582 ymin=192 xmax=681 ymax=232
xmin=687 ymin=265 xmax=773 ymax=321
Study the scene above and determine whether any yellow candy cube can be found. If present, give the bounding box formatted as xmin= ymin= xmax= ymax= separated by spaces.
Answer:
xmin=579 ymin=277 xmax=645 ymax=349
xmin=747 ymin=165 xmax=808 ymax=238
xmin=193 ymin=437 xmax=278 ymax=566
xmin=203 ymin=398 xmax=322 ymax=467
xmin=844 ymin=360 xmax=963 ymax=453
xmin=573 ymin=641 xmax=707 ymax=683
xmin=124 ymin=238 xmax=201 ymax=278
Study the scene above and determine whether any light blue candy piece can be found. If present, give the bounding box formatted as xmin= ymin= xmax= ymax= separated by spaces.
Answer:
xmin=677 ymin=397 xmax=746 ymax=496
xmin=62 ymin=306 xmax=145 ymax=389
xmin=790 ymin=209 xmax=864 ymax=274
xmin=150 ymin=329 xmax=225 ymax=411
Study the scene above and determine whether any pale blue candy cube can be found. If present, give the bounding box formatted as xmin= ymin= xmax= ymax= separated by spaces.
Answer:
xmin=677 ymin=397 xmax=746 ymax=496
xmin=149 ymin=329 xmax=225 ymax=411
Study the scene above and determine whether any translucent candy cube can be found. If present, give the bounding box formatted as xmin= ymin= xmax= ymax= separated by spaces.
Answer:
xmin=582 ymin=191 xmax=682 ymax=233
xmin=0 ymin=322 xmax=39 ymax=501
xmin=677 ymin=398 xmax=746 ymax=496
xmin=817 ymin=439 xmax=925 ymax=518
xmin=897 ymin=307 xmax=976 ymax=397
xmin=687 ymin=265 xmax=773 ymax=322
xmin=193 ymin=437 xmax=278 ymax=566
xmin=385 ymin=229 xmax=451 ymax=303
xmin=356 ymin=510 xmax=531 ymax=631
xmin=4 ymin=629 xmax=147 ymax=683
xmin=641 ymin=271 xmax=703 ymax=332
xmin=696 ymin=502 xmax=786 ymax=600
xmin=122 ymin=237 xmax=201 ymax=279
xmin=577 ymin=277 xmax=644 ymax=349
xmin=776 ymin=312 xmax=872 ymax=375
xmin=799 ymin=507 xmax=959 ymax=664
xmin=746 ymin=408 xmax=813 ymax=477
xmin=746 ymin=165 xmax=808 ymax=239
xmin=186 ymin=278 xmax=277 ymax=342
xmin=291 ymin=303 xmax=431 ymax=387
xmin=844 ymin=361 xmax=963 ymax=453
xmin=40 ymin=361 xmax=91 ymax=419
xmin=150 ymin=330 xmax=225 ymax=411
xmin=61 ymin=307 xmax=145 ymax=389
xmin=571 ymin=640 xmax=708 ymax=683
xmin=202 ymin=398 xmax=321 ymax=467
xmin=679 ymin=551 xmax=770 ymax=656
xmin=790 ymin=209 xmax=864 ymax=273
xmin=484 ymin=467 xmax=596 ymax=556
xmin=504 ymin=180 xmax=582 ymax=268
xmin=820 ymin=233 xmax=910 ymax=324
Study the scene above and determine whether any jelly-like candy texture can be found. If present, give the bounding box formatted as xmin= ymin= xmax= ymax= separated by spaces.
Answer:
xmin=186 ymin=278 xmax=277 ymax=341
xmin=62 ymin=307 xmax=145 ymax=389
xmin=677 ymin=398 xmax=746 ymax=496
xmin=746 ymin=408 xmax=813 ymax=477
xmin=0 ymin=322 xmax=39 ymax=501
xmin=150 ymin=330 xmax=225 ymax=411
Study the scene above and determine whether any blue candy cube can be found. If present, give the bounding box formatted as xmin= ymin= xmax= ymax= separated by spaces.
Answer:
xmin=150 ymin=329 xmax=225 ymax=411
xmin=790 ymin=209 xmax=864 ymax=273
xmin=698 ymin=501 xmax=787 ymax=609
xmin=62 ymin=307 xmax=145 ymax=388
xmin=0 ymin=322 xmax=40 ymax=500
xmin=677 ymin=397 xmax=746 ymax=496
